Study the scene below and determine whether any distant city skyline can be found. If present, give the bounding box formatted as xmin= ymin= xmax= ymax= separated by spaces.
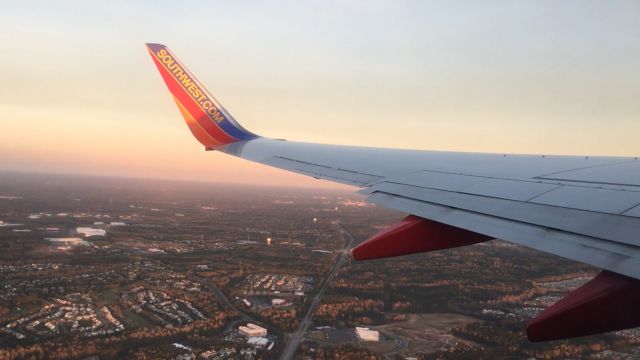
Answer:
xmin=1 ymin=0 xmax=639 ymax=187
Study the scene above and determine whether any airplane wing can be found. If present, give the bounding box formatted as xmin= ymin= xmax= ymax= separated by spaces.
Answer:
xmin=145 ymin=43 xmax=640 ymax=342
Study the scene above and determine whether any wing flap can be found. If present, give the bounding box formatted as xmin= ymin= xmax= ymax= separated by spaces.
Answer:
xmin=529 ymin=186 xmax=640 ymax=214
xmin=460 ymin=178 xmax=562 ymax=201
xmin=366 ymin=191 xmax=640 ymax=279
xmin=362 ymin=181 xmax=640 ymax=248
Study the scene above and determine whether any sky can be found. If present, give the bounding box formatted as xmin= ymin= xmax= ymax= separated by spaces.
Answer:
xmin=1 ymin=0 xmax=639 ymax=188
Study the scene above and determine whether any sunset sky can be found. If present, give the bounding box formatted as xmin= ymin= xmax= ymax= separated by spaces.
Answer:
xmin=1 ymin=1 xmax=639 ymax=188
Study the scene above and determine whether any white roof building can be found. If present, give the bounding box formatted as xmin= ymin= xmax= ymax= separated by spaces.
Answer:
xmin=271 ymin=298 xmax=286 ymax=306
xmin=46 ymin=237 xmax=91 ymax=247
xmin=355 ymin=327 xmax=380 ymax=342
xmin=76 ymin=227 xmax=106 ymax=237
xmin=247 ymin=336 xmax=270 ymax=347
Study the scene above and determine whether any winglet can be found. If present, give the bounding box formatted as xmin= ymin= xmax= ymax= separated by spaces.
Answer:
xmin=145 ymin=43 xmax=258 ymax=148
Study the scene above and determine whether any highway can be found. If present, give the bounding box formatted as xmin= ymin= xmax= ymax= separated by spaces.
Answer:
xmin=278 ymin=224 xmax=355 ymax=360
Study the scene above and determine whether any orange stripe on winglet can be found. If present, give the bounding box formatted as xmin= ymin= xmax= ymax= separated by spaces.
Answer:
xmin=173 ymin=96 xmax=223 ymax=148
xmin=147 ymin=48 xmax=237 ymax=144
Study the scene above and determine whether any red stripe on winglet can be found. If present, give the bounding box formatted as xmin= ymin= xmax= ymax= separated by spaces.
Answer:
xmin=148 ymin=49 xmax=237 ymax=144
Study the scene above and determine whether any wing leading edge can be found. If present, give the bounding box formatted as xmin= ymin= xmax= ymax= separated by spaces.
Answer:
xmin=146 ymin=43 xmax=640 ymax=341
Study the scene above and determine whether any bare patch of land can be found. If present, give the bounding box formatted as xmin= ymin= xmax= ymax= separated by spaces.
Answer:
xmin=373 ymin=313 xmax=481 ymax=354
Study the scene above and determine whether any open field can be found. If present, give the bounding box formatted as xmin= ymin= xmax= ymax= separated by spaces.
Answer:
xmin=374 ymin=313 xmax=481 ymax=354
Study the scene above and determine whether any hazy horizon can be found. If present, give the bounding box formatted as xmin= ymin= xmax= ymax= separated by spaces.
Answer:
xmin=0 ymin=169 xmax=358 ymax=193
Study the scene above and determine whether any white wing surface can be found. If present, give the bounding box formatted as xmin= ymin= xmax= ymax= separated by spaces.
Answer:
xmin=146 ymin=43 xmax=640 ymax=341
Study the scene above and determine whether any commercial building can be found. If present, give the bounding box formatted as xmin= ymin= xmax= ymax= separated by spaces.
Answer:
xmin=239 ymin=323 xmax=267 ymax=337
xmin=76 ymin=227 xmax=106 ymax=237
xmin=46 ymin=237 xmax=91 ymax=247
xmin=271 ymin=298 xmax=286 ymax=306
xmin=247 ymin=336 xmax=270 ymax=348
xmin=355 ymin=327 xmax=380 ymax=342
